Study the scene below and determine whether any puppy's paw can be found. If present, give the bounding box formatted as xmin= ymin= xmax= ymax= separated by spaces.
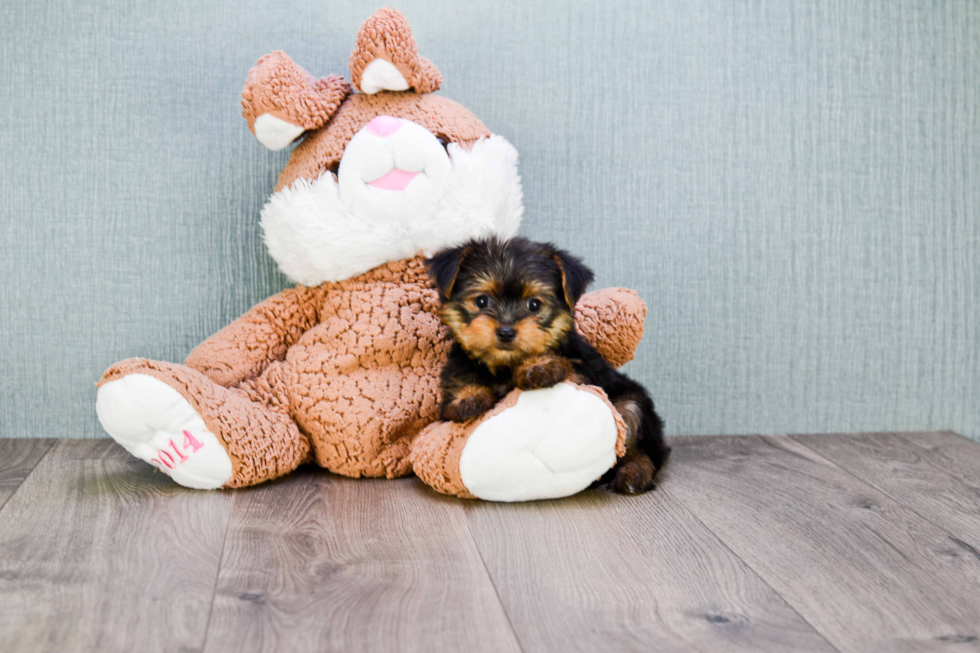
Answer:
xmin=612 ymin=455 xmax=657 ymax=495
xmin=514 ymin=356 xmax=572 ymax=391
xmin=442 ymin=386 xmax=496 ymax=423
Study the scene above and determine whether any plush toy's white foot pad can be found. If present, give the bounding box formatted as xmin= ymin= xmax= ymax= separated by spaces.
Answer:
xmin=96 ymin=374 xmax=233 ymax=490
xmin=459 ymin=383 xmax=619 ymax=502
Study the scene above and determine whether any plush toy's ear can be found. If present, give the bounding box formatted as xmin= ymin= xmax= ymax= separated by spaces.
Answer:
xmin=349 ymin=7 xmax=442 ymax=94
xmin=551 ymin=248 xmax=595 ymax=310
xmin=242 ymin=51 xmax=351 ymax=150
xmin=426 ymin=245 xmax=472 ymax=301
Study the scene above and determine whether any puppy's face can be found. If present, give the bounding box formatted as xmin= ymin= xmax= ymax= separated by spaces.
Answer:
xmin=427 ymin=238 xmax=594 ymax=371
xmin=445 ymin=267 xmax=571 ymax=370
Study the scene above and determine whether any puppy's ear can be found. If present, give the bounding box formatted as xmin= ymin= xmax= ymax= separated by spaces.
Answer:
xmin=426 ymin=245 xmax=472 ymax=301
xmin=551 ymin=248 xmax=594 ymax=309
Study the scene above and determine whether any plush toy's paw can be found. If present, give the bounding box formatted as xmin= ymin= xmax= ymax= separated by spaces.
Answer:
xmin=458 ymin=383 xmax=621 ymax=501
xmin=575 ymin=288 xmax=647 ymax=369
xmin=96 ymin=374 xmax=233 ymax=489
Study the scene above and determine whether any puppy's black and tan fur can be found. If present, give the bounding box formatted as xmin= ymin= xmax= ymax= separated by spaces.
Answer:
xmin=426 ymin=236 xmax=670 ymax=494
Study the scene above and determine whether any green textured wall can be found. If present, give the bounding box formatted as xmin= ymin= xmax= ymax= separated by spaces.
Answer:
xmin=1 ymin=0 xmax=977 ymax=439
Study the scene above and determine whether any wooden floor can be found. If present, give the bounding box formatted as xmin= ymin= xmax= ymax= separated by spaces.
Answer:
xmin=2 ymin=433 xmax=980 ymax=652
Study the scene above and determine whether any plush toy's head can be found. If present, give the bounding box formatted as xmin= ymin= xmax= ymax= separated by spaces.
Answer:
xmin=241 ymin=7 xmax=523 ymax=286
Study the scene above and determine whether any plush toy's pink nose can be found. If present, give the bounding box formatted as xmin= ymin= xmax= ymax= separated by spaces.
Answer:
xmin=366 ymin=115 xmax=401 ymax=137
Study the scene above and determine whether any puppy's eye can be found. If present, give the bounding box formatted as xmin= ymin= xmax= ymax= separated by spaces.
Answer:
xmin=526 ymin=298 xmax=542 ymax=313
xmin=474 ymin=295 xmax=490 ymax=309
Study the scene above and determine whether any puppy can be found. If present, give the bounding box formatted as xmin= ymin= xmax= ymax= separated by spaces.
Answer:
xmin=426 ymin=236 xmax=670 ymax=494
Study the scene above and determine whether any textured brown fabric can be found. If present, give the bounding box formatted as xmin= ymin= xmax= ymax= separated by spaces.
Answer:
xmin=574 ymin=288 xmax=648 ymax=369
xmin=412 ymin=384 xmax=628 ymax=499
xmin=275 ymin=92 xmax=491 ymax=192
xmin=241 ymin=50 xmax=351 ymax=134
xmin=348 ymin=7 xmax=443 ymax=94
xmin=185 ymin=284 xmax=324 ymax=388
xmin=284 ymin=256 xmax=447 ymax=478
xmin=97 ymin=358 xmax=311 ymax=488
xmin=237 ymin=360 xmax=293 ymax=415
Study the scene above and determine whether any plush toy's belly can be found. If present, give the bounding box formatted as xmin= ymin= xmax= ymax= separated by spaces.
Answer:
xmin=284 ymin=279 xmax=451 ymax=477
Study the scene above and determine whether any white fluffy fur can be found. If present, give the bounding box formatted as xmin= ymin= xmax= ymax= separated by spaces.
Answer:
xmin=260 ymin=134 xmax=524 ymax=285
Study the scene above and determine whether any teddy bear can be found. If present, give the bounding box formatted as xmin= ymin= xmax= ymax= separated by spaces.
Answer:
xmin=95 ymin=7 xmax=649 ymax=502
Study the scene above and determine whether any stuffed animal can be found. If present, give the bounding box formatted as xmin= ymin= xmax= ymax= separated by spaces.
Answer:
xmin=95 ymin=7 xmax=648 ymax=502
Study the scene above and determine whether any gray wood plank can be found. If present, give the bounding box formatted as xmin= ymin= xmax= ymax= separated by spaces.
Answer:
xmin=203 ymin=470 xmax=521 ymax=653
xmin=904 ymin=431 xmax=980 ymax=468
xmin=792 ymin=431 xmax=980 ymax=552
xmin=667 ymin=435 xmax=980 ymax=653
xmin=0 ymin=439 xmax=235 ymax=653
xmin=0 ymin=438 xmax=54 ymax=510
xmin=462 ymin=484 xmax=839 ymax=653
xmin=900 ymin=432 xmax=980 ymax=479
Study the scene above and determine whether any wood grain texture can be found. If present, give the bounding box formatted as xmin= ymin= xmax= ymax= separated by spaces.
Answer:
xmin=463 ymin=487 xmax=838 ymax=653
xmin=668 ymin=435 xmax=980 ymax=653
xmin=0 ymin=438 xmax=54 ymax=510
xmin=792 ymin=431 xmax=980 ymax=552
xmin=7 ymin=435 xmax=980 ymax=652
xmin=203 ymin=470 xmax=520 ymax=653
xmin=0 ymin=440 xmax=235 ymax=653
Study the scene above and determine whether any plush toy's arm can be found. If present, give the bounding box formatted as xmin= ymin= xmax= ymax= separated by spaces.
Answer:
xmin=184 ymin=285 xmax=322 ymax=388
xmin=574 ymin=288 xmax=647 ymax=368
xmin=241 ymin=51 xmax=351 ymax=151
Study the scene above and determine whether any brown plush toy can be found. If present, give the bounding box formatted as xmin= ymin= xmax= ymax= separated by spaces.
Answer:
xmin=95 ymin=7 xmax=648 ymax=501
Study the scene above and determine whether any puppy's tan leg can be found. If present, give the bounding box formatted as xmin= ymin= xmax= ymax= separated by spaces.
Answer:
xmin=513 ymin=354 xmax=572 ymax=390
xmin=611 ymin=394 xmax=657 ymax=494
xmin=612 ymin=452 xmax=657 ymax=494
xmin=442 ymin=384 xmax=497 ymax=423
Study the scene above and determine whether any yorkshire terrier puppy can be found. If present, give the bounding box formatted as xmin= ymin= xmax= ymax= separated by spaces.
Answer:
xmin=426 ymin=236 xmax=670 ymax=494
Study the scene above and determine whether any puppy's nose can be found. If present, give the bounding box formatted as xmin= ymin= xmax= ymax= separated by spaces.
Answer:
xmin=496 ymin=326 xmax=517 ymax=343
xmin=366 ymin=115 xmax=401 ymax=138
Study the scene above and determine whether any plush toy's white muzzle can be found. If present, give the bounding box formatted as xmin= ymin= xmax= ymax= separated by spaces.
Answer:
xmin=260 ymin=119 xmax=524 ymax=285
xmin=338 ymin=116 xmax=452 ymax=229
